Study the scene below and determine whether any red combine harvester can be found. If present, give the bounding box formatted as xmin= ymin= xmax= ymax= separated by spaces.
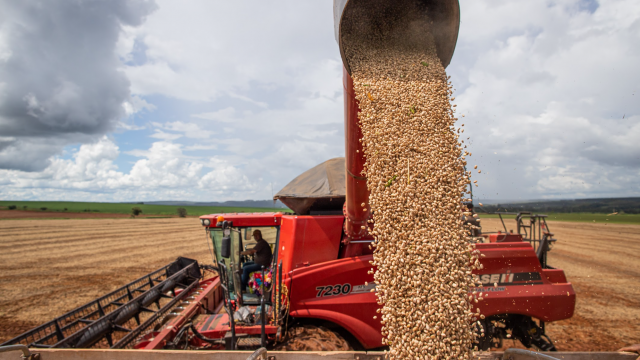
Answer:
xmin=1 ymin=0 xmax=575 ymax=354
xmin=190 ymin=206 xmax=574 ymax=351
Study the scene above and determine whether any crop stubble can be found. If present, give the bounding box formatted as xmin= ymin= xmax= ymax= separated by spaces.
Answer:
xmin=0 ymin=218 xmax=211 ymax=342
xmin=0 ymin=218 xmax=638 ymax=350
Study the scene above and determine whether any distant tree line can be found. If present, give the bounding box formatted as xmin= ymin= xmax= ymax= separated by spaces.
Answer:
xmin=476 ymin=197 xmax=640 ymax=214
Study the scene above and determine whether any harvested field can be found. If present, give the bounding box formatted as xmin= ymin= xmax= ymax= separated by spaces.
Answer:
xmin=481 ymin=218 xmax=640 ymax=351
xmin=1 ymin=217 xmax=639 ymax=351
xmin=0 ymin=218 xmax=210 ymax=343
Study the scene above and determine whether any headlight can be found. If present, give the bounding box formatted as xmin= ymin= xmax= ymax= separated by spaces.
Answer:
xmin=203 ymin=219 xmax=211 ymax=226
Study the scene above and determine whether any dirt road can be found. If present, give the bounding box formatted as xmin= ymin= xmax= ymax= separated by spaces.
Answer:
xmin=481 ymin=218 xmax=640 ymax=351
xmin=0 ymin=217 xmax=638 ymax=351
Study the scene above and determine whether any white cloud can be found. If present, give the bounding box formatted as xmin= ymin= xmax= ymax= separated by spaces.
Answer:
xmin=228 ymin=93 xmax=269 ymax=109
xmin=157 ymin=121 xmax=214 ymax=139
xmin=3 ymin=0 xmax=639 ymax=202
xmin=192 ymin=107 xmax=237 ymax=122
xmin=124 ymin=148 xmax=150 ymax=158
xmin=123 ymin=141 xmax=203 ymax=187
xmin=296 ymin=129 xmax=338 ymax=140
xmin=117 ymin=122 xmax=146 ymax=131
xmin=122 ymin=0 xmax=340 ymax=102
xmin=0 ymin=137 xmax=260 ymax=201
xmin=198 ymin=159 xmax=254 ymax=192
xmin=1 ymin=1 xmax=346 ymax=201
xmin=123 ymin=95 xmax=156 ymax=117
xmin=451 ymin=0 xmax=640 ymax=200
xmin=149 ymin=129 xmax=182 ymax=140
xmin=184 ymin=144 xmax=217 ymax=151
xmin=0 ymin=1 xmax=157 ymax=171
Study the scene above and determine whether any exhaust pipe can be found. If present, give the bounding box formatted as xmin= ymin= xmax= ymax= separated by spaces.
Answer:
xmin=334 ymin=0 xmax=460 ymax=240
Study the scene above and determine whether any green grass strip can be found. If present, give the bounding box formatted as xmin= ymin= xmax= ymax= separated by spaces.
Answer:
xmin=0 ymin=201 xmax=284 ymax=217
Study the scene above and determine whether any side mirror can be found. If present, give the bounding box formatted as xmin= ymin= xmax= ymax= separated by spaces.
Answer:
xmin=221 ymin=236 xmax=231 ymax=258
xmin=244 ymin=227 xmax=252 ymax=241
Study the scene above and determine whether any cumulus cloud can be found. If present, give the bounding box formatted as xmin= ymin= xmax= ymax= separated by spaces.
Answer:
xmin=2 ymin=0 xmax=638 ymax=202
xmin=121 ymin=0 xmax=341 ymax=102
xmin=186 ymin=92 xmax=344 ymax=187
xmin=0 ymin=137 xmax=259 ymax=201
xmin=153 ymin=121 xmax=214 ymax=139
xmin=1 ymin=1 xmax=347 ymax=201
xmin=452 ymin=0 xmax=640 ymax=200
xmin=192 ymin=107 xmax=238 ymax=123
xmin=149 ymin=129 xmax=182 ymax=141
xmin=0 ymin=0 xmax=157 ymax=171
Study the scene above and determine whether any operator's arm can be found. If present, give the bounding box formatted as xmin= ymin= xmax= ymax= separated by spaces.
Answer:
xmin=241 ymin=240 xmax=266 ymax=256
xmin=240 ymin=240 xmax=265 ymax=255
xmin=240 ymin=248 xmax=257 ymax=256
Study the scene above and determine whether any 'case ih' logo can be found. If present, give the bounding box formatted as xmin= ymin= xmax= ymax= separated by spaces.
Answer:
xmin=480 ymin=273 xmax=514 ymax=285
xmin=478 ymin=272 xmax=542 ymax=286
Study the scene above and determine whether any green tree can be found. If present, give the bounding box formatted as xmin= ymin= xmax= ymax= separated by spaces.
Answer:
xmin=131 ymin=207 xmax=143 ymax=216
xmin=8 ymin=205 xmax=16 ymax=210
xmin=177 ymin=207 xmax=187 ymax=218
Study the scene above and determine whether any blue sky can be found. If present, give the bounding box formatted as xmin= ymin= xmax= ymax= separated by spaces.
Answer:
xmin=0 ymin=0 xmax=638 ymax=202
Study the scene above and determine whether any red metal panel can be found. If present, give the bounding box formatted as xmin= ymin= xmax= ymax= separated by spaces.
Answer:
xmin=476 ymin=243 xmax=543 ymax=274
xmin=474 ymin=283 xmax=576 ymax=322
xmin=485 ymin=233 xmax=524 ymax=243
xmin=298 ymin=216 xmax=344 ymax=268
xmin=194 ymin=313 xmax=278 ymax=339
xmin=278 ymin=216 xmax=305 ymax=275
xmin=199 ymin=213 xmax=282 ymax=227
xmin=288 ymin=255 xmax=381 ymax=349
xmin=473 ymin=242 xmax=575 ymax=322
xmin=278 ymin=215 xmax=344 ymax=273
xmin=339 ymin=241 xmax=374 ymax=258
xmin=543 ymin=269 xmax=568 ymax=284
xmin=343 ymin=67 xmax=371 ymax=241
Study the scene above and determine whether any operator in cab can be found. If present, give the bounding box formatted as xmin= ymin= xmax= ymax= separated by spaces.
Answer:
xmin=239 ymin=229 xmax=272 ymax=291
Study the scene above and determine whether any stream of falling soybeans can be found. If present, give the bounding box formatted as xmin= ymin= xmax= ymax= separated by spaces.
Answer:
xmin=343 ymin=5 xmax=482 ymax=360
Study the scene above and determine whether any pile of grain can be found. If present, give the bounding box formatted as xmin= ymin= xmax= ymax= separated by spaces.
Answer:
xmin=343 ymin=3 xmax=481 ymax=359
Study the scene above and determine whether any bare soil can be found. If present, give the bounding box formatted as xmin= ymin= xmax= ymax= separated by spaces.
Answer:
xmin=0 ymin=217 xmax=638 ymax=351
xmin=274 ymin=326 xmax=352 ymax=351
xmin=481 ymin=218 xmax=640 ymax=351
xmin=0 ymin=218 xmax=210 ymax=343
